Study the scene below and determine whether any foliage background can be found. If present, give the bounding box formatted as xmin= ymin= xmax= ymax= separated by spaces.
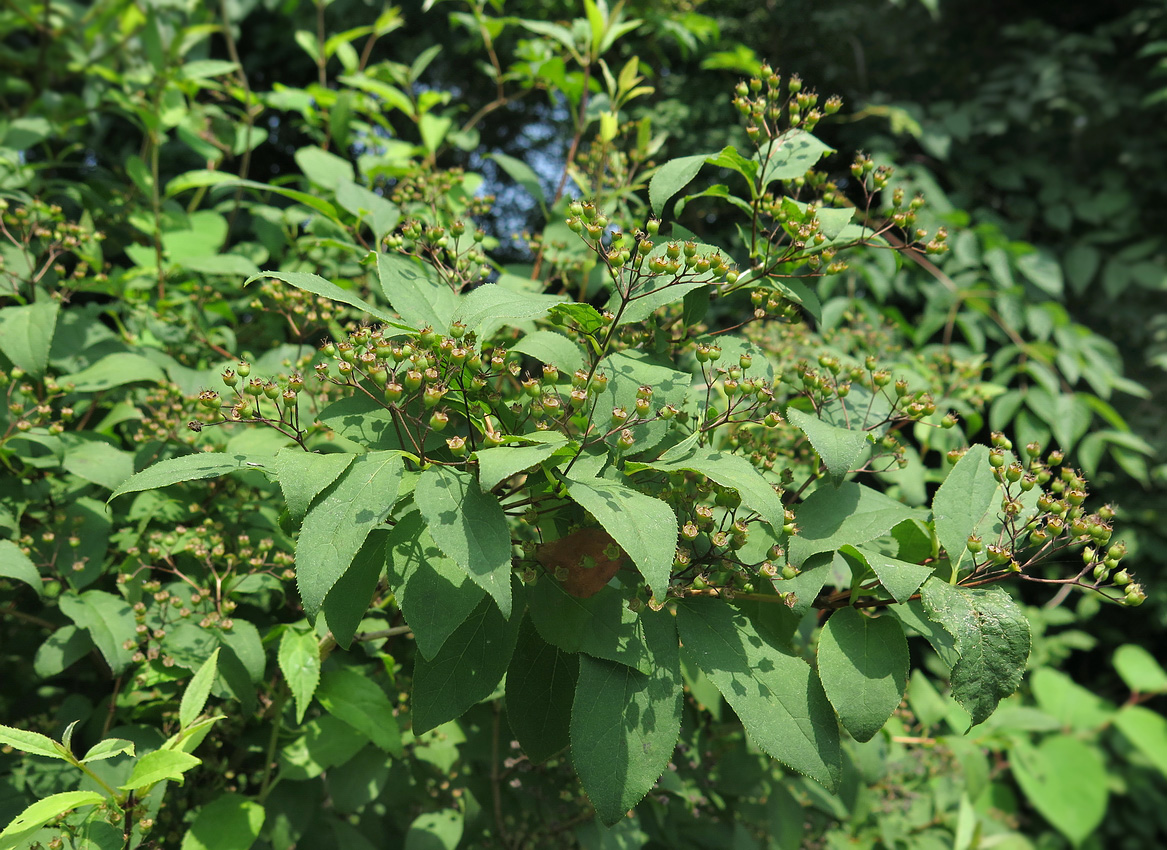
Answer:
xmin=1 ymin=0 xmax=1166 ymax=848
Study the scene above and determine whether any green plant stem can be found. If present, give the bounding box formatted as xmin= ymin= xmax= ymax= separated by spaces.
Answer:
xmin=257 ymin=689 xmax=288 ymax=804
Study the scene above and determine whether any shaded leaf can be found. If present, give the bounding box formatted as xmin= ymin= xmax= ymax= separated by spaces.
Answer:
xmin=571 ymin=611 xmax=682 ymax=825
xmin=110 ymin=452 xmax=271 ymax=503
xmin=278 ymin=628 xmax=320 ymax=724
xmin=854 ymin=546 xmax=934 ymax=604
xmin=59 ymin=590 xmax=135 ymax=673
xmin=0 ymin=301 xmax=58 ymax=377
xmin=528 ymin=581 xmax=652 ymax=673
xmin=920 ymin=579 xmax=1030 ymax=726
xmin=786 ymin=407 xmax=870 ymax=482
xmin=789 ymin=482 xmax=916 ymax=568
xmin=629 ymin=446 xmax=784 ymax=529
xmin=505 ymin=616 xmax=579 ymax=763
xmin=296 ymin=451 xmax=404 ymax=617
xmin=565 ymin=474 xmax=677 ymax=597
xmin=415 ymin=465 xmax=512 ymax=617
xmin=931 ymin=445 xmax=1001 ymax=570
xmin=377 ymin=252 xmax=459 ymax=330
xmin=677 ymin=599 xmax=840 ymax=788
xmin=817 ymin=608 xmax=908 ymax=742
xmin=180 ymin=793 xmax=265 ymax=850
xmin=317 ymin=668 xmax=402 ymax=755
xmin=0 ymin=539 xmax=41 ymax=596
xmin=386 ymin=510 xmax=485 ymax=659
xmin=412 ymin=594 xmax=520 ymax=734
xmin=246 ymin=271 xmax=404 ymax=326
xmin=271 ymin=449 xmax=354 ymax=521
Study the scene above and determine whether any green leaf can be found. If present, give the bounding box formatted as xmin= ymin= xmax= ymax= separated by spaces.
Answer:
xmin=377 ymin=252 xmax=460 ymax=330
xmin=278 ymin=714 xmax=366 ymax=780
xmin=1030 ymin=667 xmax=1114 ymax=732
xmin=33 ymin=625 xmax=91 ymax=677
xmin=180 ymin=648 xmax=220 ymax=729
xmin=1010 ymin=737 xmax=1106 ymax=847
xmin=1114 ymin=644 xmax=1167 ymax=694
xmin=0 ymin=539 xmax=41 ymax=596
xmin=816 ymin=608 xmax=908 ymax=742
xmin=271 ymin=449 xmax=354 ymax=521
xmin=414 ymin=465 xmax=512 ymax=617
xmin=705 ymin=145 xmax=759 ymax=183
xmin=65 ymin=352 xmax=167 ymax=391
xmin=296 ymin=451 xmax=405 ymax=617
xmin=853 ymin=546 xmax=934 ymax=604
xmin=510 ymin=329 xmax=585 ymax=374
xmin=528 ymin=581 xmax=651 ymax=674
xmin=564 ymin=474 xmax=677 ymax=597
xmin=453 ymin=284 xmax=566 ymax=336
xmin=677 ymin=599 xmax=840 ymax=788
xmin=120 ymin=749 xmax=201 ymax=790
xmin=61 ymin=438 xmax=134 ymax=490
xmin=476 ymin=433 xmax=571 ymax=492
xmin=336 ymin=180 xmax=401 ymax=240
xmin=0 ymin=791 xmax=105 ymax=850
xmin=173 ymin=254 xmax=261 ymax=277
xmin=0 ymin=724 xmax=67 ymax=760
xmin=109 ymin=452 xmax=271 ymax=503
xmin=317 ymin=668 xmax=402 ymax=755
xmin=786 ymin=408 xmax=871 ymax=482
xmin=80 ymin=738 xmax=135 ymax=763
xmin=317 ymin=395 xmax=408 ymax=451
xmin=755 ymin=131 xmax=834 ymax=185
xmin=548 ymin=302 xmax=606 ymax=335
xmin=295 ymin=145 xmax=355 ymax=190
xmin=1016 ymin=249 xmax=1064 ymax=297
xmin=278 ymin=628 xmax=320 ymax=724
xmin=404 ymin=810 xmax=463 ymax=850
xmin=59 ymin=590 xmax=135 ymax=673
xmin=321 ymin=531 xmax=388 ymax=649
xmin=571 ymin=611 xmax=682 ymax=825
xmin=180 ymin=59 xmax=240 ymax=79
xmin=788 ymin=482 xmax=916 ymax=568
xmin=649 ymin=153 xmax=711 ymax=215
xmin=412 ymin=594 xmax=520 ymax=734
xmin=614 ymin=277 xmax=711 ymax=327
xmin=217 ymin=176 xmax=342 ymax=219
xmin=216 ymin=618 xmax=265 ymax=684
xmin=629 ymin=446 xmax=784 ymax=529
xmin=506 ymin=616 xmax=579 ymax=763
xmin=180 ymin=793 xmax=266 ymax=850
xmin=0 ymin=301 xmax=59 ymax=377
xmin=919 ymin=579 xmax=1030 ymax=726
xmin=386 ymin=510 xmax=486 ymax=659
xmin=247 ymin=270 xmax=405 ymax=326
xmin=1115 ymin=705 xmax=1167 ymax=779
xmin=488 ymin=152 xmax=546 ymax=207
xmin=931 ymin=445 xmax=1000 ymax=570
